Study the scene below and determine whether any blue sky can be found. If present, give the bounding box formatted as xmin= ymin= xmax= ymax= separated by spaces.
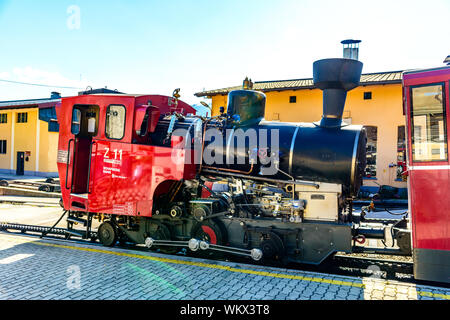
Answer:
xmin=0 ymin=0 xmax=449 ymax=105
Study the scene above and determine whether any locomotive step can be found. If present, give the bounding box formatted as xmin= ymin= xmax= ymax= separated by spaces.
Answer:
xmin=67 ymin=216 xmax=88 ymax=226
xmin=70 ymin=193 xmax=88 ymax=199
xmin=65 ymin=229 xmax=86 ymax=238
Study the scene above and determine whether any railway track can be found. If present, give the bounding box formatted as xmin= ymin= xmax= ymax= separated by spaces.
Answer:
xmin=0 ymin=220 xmax=422 ymax=285
xmin=0 ymin=178 xmax=61 ymax=193
xmin=331 ymin=254 xmax=414 ymax=280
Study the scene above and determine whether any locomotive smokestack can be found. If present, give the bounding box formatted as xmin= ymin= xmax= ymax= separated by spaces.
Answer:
xmin=313 ymin=58 xmax=363 ymax=128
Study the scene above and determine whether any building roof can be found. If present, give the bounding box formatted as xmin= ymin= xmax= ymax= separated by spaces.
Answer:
xmin=195 ymin=70 xmax=403 ymax=97
xmin=443 ymin=55 xmax=450 ymax=65
xmin=0 ymin=97 xmax=61 ymax=109
xmin=0 ymin=88 xmax=124 ymax=110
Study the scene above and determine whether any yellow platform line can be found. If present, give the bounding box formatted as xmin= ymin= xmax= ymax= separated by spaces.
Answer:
xmin=31 ymin=241 xmax=366 ymax=289
xmin=417 ymin=291 xmax=450 ymax=300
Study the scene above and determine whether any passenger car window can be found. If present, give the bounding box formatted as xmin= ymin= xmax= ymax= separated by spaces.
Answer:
xmin=106 ymin=105 xmax=126 ymax=140
xmin=411 ymin=84 xmax=447 ymax=162
xmin=397 ymin=126 xmax=407 ymax=180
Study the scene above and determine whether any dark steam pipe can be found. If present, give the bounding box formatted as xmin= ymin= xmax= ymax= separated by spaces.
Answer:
xmin=313 ymin=58 xmax=363 ymax=128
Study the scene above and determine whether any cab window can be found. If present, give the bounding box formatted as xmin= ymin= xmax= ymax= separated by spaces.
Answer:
xmin=71 ymin=109 xmax=81 ymax=135
xmin=71 ymin=105 xmax=99 ymax=137
xmin=105 ymin=105 xmax=126 ymax=140
xmin=411 ymin=83 xmax=447 ymax=162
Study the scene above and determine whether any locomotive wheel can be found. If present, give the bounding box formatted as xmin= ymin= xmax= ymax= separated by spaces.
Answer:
xmin=150 ymin=223 xmax=178 ymax=254
xmin=118 ymin=230 xmax=130 ymax=246
xmin=260 ymin=232 xmax=285 ymax=262
xmin=192 ymin=220 xmax=224 ymax=245
xmin=191 ymin=220 xmax=225 ymax=258
xmin=39 ymin=185 xmax=52 ymax=192
xmin=98 ymin=222 xmax=118 ymax=247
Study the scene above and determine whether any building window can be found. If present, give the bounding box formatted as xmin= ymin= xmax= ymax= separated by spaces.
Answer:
xmin=0 ymin=140 xmax=6 ymax=154
xmin=48 ymin=120 xmax=59 ymax=132
xmin=364 ymin=126 xmax=378 ymax=178
xmin=17 ymin=112 xmax=28 ymax=123
xmin=289 ymin=96 xmax=297 ymax=103
xmin=411 ymin=84 xmax=447 ymax=162
xmin=105 ymin=105 xmax=126 ymax=140
xmin=0 ymin=114 xmax=7 ymax=123
xmin=364 ymin=92 xmax=372 ymax=100
xmin=397 ymin=126 xmax=406 ymax=181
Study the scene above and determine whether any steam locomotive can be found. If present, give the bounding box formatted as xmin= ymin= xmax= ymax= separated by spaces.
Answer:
xmin=57 ymin=58 xmax=411 ymax=265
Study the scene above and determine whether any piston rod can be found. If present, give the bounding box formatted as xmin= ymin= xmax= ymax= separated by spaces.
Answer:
xmin=145 ymin=237 xmax=263 ymax=261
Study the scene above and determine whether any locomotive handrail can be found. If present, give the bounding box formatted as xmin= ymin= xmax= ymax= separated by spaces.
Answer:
xmin=70 ymin=139 xmax=77 ymax=193
xmin=65 ymin=139 xmax=75 ymax=190
xmin=202 ymin=168 xmax=320 ymax=188
xmin=203 ymin=163 xmax=254 ymax=175
xmin=86 ymin=140 xmax=97 ymax=194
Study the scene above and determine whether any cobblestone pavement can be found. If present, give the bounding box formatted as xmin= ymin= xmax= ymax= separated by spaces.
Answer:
xmin=0 ymin=233 xmax=449 ymax=300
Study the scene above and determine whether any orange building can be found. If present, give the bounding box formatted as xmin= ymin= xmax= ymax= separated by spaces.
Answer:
xmin=195 ymin=71 xmax=407 ymax=195
xmin=0 ymin=93 xmax=61 ymax=177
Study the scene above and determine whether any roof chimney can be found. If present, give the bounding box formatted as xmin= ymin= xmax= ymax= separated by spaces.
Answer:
xmin=444 ymin=55 xmax=450 ymax=65
xmin=341 ymin=39 xmax=361 ymax=60
xmin=51 ymin=92 xmax=61 ymax=99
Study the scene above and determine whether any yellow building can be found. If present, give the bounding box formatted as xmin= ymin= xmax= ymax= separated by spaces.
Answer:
xmin=0 ymin=93 xmax=60 ymax=177
xmin=195 ymin=71 xmax=407 ymax=194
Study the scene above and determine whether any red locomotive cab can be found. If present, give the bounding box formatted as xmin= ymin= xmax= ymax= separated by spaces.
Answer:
xmin=57 ymin=94 xmax=197 ymax=219
xmin=404 ymin=65 xmax=450 ymax=283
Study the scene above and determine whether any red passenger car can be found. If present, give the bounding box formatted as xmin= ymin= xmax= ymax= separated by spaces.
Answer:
xmin=404 ymin=65 xmax=450 ymax=283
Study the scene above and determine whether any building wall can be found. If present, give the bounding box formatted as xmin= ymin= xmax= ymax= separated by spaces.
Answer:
xmin=0 ymin=107 xmax=58 ymax=177
xmin=38 ymin=120 xmax=59 ymax=173
xmin=14 ymin=108 xmax=38 ymax=173
xmin=210 ymin=83 xmax=406 ymax=190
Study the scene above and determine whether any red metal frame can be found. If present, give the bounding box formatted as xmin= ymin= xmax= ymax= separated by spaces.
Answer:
xmin=56 ymin=94 xmax=197 ymax=217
